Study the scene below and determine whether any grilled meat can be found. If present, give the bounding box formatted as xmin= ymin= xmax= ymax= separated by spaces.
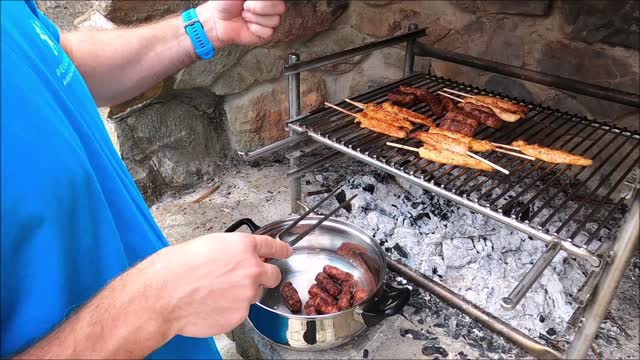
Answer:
xmin=337 ymin=280 xmax=355 ymax=311
xmin=464 ymin=97 xmax=520 ymax=122
xmin=357 ymin=104 xmax=414 ymax=129
xmin=439 ymin=94 xmax=456 ymax=112
xmin=473 ymin=95 xmax=528 ymax=117
xmin=313 ymin=295 xmax=339 ymax=314
xmin=387 ymin=90 xmax=417 ymax=105
xmin=382 ymin=102 xmax=435 ymax=127
xmin=308 ymin=284 xmax=337 ymax=305
xmin=512 ymin=140 xmax=593 ymax=166
xmin=323 ymin=265 xmax=355 ymax=284
xmin=356 ymin=112 xmax=409 ymax=138
xmin=315 ymin=272 xmax=342 ymax=297
xmin=444 ymin=110 xmax=480 ymax=129
xmin=439 ymin=118 xmax=476 ymax=137
xmin=304 ymin=300 xmax=318 ymax=315
xmin=411 ymin=131 xmax=470 ymax=154
xmin=280 ymin=281 xmax=302 ymax=312
xmin=400 ymin=85 xmax=444 ymax=117
xmin=418 ymin=143 xmax=493 ymax=171
xmin=460 ymin=102 xmax=504 ymax=129
xmin=428 ymin=127 xmax=494 ymax=152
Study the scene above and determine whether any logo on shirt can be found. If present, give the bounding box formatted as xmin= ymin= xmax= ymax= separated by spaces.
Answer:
xmin=32 ymin=20 xmax=58 ymax=56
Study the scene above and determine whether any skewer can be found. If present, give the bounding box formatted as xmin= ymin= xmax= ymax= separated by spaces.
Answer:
xmin=344 ymin=98 xmax=366 ymax=108
xmin=466 ymin=152 xmax=509 ymax=174
xmin=387 ymin=142 xmax=509 ymax=174
xmin=492 ymin=143 xmax=521 ymax=151
xmin=441 ymin=88 xmax=475 ymax=98
xmin=324 ymin=102 xmax=357 ymax=117
xmin=437 ymin=91 xmax=465 ymax=103
xmin=493 ymin=148 xmax=536 ymax=160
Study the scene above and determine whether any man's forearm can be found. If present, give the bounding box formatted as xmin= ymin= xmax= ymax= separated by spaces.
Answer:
xmin=15 ymin=254 xmax=172 ymax=359
xmin=61 ymin=15 xmax=198 ymax=107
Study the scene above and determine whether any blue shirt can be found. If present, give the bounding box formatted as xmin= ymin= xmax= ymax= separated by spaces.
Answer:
xmin=1 ymin=1 xmax=221 ymax=358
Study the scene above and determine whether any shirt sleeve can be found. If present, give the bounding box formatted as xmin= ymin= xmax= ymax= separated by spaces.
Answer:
xmin=24 ymin=0 xmax=60 ymax=42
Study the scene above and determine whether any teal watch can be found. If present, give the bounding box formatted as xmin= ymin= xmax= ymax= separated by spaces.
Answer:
xmin=181 ymin=8 xmax=215 ymax=60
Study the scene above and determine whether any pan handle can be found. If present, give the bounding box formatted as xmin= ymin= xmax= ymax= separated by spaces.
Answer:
xmin=360 ymin=283 xmax=411 ymax=327
xmin=224 ymin=218 xmax=261 ymax=233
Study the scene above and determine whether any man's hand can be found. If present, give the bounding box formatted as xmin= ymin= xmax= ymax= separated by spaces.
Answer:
xmin=196 ymin=0 xmax=286 ymax=48
xmin=152 ymin=232 xmax=292 ymax=338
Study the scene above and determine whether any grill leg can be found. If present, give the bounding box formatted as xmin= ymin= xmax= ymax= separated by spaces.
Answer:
xmin=566 ymin=191 xmax=639 ymax=359
xmin=287 ymin=53 xmax=302 ymax=214
xmin=403 ymin=23 xmax=417 ymax=76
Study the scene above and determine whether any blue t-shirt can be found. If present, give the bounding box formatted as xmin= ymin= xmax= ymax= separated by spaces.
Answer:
xmin=1 ymin=1 xmax=221 ymax=358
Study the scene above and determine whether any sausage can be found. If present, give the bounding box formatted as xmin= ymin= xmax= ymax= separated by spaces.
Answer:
xmin=315 ymin=272 xmax=342 ymax=297
xmin=399 ymin=86 xmax=444 ymax=117
xmin=337 ymin=280 xmax=355 ymax=311
xmin=308 ymin=284 xmax=337 ymax=305
xmin=439 ymin=94 xmax=456 ymax=112
xmin=304 ymin=300 xmax=318 ymax=316
xmin=313 ymin=295 xmax=339 ymax=314
xmin=445 ymin=110 xmax=479 ymax=129
xmin=280 ymin=281 xmax=302 ymax=312
xmin=387 ymin=90 xmax=417 ymax=105
xmin=323 ymin=265 xmax=355 ymax=284
xmin=460 ymin=102 xmax=504 ymax=129
xmin=352 ymin=288 xmax=369 ymax=305
xmin=439 ymin=118 xmax=476 ymax=137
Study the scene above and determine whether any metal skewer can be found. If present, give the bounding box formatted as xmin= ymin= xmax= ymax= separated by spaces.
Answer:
xmin=277 ymin=185 xmax=344 ymax=241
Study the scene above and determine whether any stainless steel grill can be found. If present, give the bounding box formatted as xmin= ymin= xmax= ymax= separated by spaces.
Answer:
xmin=289 ymin=72 xmax=639 ymax=267
xmin=238 ymin=27 xmax=640 ymax=359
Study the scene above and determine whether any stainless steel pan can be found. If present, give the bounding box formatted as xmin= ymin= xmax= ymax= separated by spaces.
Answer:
xmin=225 ymin=216 xmax=410 ymax=351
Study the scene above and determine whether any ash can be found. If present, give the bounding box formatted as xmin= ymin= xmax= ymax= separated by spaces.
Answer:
xmin=305 ymin=165 xmax=625 ymax=339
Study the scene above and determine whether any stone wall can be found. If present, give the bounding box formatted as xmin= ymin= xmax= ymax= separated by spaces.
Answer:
xmin=38 ymin=0 xmax=639 ymax=203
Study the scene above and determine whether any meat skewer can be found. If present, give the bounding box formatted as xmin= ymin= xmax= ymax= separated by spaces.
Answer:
xmin=439 ymin=117 xmax=476 ymax=137
xmin=426 ymin=128 xmax=536 ymax=160
xmin=399 ymin=85 xmax=445 ymax=117
xmin=324 ymin=102 xmax=409 ymax=138
xmin=345 ymin=99 xmax=435 ymax=127
xmin=438 ymin=92 xmax=521 ymax=122
xmin=411 ymin=132 xmax=470 ymax=154
xmin=459 ymin=102 xmax=505 ymax=129
xmin=443 ymin=88 xmax=529 ymax=117
xmin=439 ymin=94 xmax=456 ymax=112
xmin=386 ymin=142 xmax=505 ymax=173
xmin=341 ymin=100 xmax=414 ymax=130
xmin=512 ymin=140 xmax=593 ymax=166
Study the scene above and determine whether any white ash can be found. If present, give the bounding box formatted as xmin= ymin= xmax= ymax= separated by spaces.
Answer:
xmin=306 ymin=169 xmax=624 ymax=338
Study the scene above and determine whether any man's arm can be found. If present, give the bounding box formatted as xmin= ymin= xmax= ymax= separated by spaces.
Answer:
xmin=14 ymin=233 xmax=292 ymax=359
xmin=60 ymin=1 xmax=285 ymax=107
xmin=14 ymin=254 xmax=172 ymax=359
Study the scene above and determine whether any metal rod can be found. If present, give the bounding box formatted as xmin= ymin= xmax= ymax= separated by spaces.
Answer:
xmin=237 ymin=131 xmax=308 ymax=161
xmin=414 ymin=43 xmax=640 ymax=108
xmin=286 ymin=151 xmax=343 ymax=179
xmin=277 ymin=184 xmax=344 ymax=240
xmin=566 ymin=191 xmax=639 ymax=359
xmin=284 ymin=28 xmax=426 ymax=75
xmin=573 ymin=238 xmax=617 ymax=306
xmin=403 ymin=24 xmax=418 ymax=76
xmin=286 ymin=194 xmax=358 ymax=247
xmin=288 ymin=53 xmax=302 ymax=214
xmin=501 ymin=243 xmax=561 ymax=311
xmin=386 ymin=258 xmax=563 ymax=359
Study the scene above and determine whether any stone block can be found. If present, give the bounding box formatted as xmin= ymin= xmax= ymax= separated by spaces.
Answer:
xmin=210 ymin=47 xmax=286 ymax=96
xmin=560 ymin=0 xmax=640 ymax=50
xmin=98 ymin=0 xmax=203 ymax=26
xmin=451 ymin=0 xmax=551 ymax=16
xmin=268 ymin=0 xmax=349 ymax=44
xmin=174 ymin=45 xmax=251 ymax=90
xmin=109 ymin=89 xmax=230 ymax=203
xmin=223 ymin=72 xmax=326 ymax=152
xmin=299 ymin=26 xmax=371 ymax=74
xmin=36 ymin=0 xmax=100 ymax=31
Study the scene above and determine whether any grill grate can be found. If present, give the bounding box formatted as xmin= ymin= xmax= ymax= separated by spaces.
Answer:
xmin=289 ymin=73 xmax=639 ymax=265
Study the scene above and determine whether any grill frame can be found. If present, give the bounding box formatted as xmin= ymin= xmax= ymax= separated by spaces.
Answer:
xmin=236 ymin=27 xmax=639 ymax=359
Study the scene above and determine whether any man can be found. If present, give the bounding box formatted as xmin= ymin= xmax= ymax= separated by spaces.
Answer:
xmin=1 ymin=1 xmax=291 ymax=358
